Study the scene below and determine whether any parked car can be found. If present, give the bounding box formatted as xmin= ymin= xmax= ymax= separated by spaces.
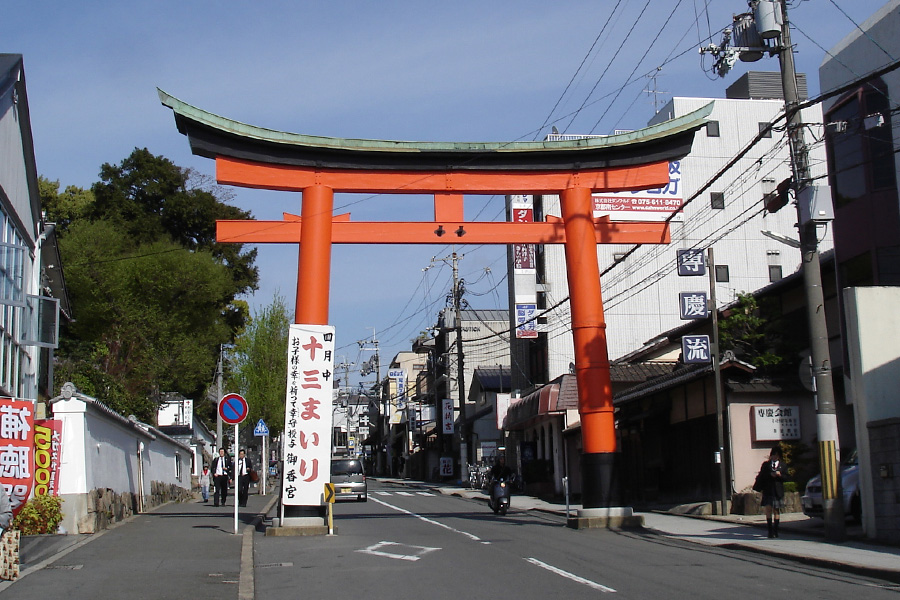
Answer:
xmin=801 ymin=449 xmax=861 ymax=522
xmin=331 ymin=457 xmax=367 ymax=502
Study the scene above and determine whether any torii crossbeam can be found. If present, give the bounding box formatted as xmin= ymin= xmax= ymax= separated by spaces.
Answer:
xmin=160 ymin=89 xmax=711 ymax=514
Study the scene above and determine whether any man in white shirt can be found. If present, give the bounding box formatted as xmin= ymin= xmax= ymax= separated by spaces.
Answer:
xmin=237 ymin=449 xmax=253 ymax=507
xmin=210 ymin=448 xmax=233 ymax=507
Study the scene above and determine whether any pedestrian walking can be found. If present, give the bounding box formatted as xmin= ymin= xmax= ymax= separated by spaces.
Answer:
xmin=211 ymin=448 xmax=233 ymax=507
xmin=236 ymin=449 xmax=253 ymax=507
xmin=754 ymin=446 xmax=787 ymax=538
xmin=199 ymin=465 xmax=211 ymax=503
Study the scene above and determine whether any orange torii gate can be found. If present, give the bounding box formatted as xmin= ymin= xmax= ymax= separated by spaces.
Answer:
xmin=160 ymin=90 xmax=711 ymax=516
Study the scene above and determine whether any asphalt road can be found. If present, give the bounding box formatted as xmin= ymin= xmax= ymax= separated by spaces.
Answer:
xmin=254 ymin=480 xmax=899 ymax=599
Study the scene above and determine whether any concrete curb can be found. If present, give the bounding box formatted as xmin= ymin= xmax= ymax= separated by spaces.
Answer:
xmin=719 ymin=541 xmax=900 ymax=585
xmin=240 ymin=494 xmax=279 ymax=600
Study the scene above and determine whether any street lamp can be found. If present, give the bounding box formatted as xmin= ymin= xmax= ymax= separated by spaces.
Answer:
xmin=761 ymin=229 xmax=801 ymax=249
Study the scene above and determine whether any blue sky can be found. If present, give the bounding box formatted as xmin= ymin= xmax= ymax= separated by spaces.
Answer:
xmin=4 ymin=0 xmax=892 ymax=388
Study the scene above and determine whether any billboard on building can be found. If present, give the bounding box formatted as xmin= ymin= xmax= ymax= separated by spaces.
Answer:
xmin=593 ymin=160 xmax=684 ymax=222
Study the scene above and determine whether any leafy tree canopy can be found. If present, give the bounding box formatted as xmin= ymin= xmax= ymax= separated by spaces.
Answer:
xmin=718 ymin=292 xmax=789 ymax=372
xmin=226 ymin=294 xmax=291 ymax=438
xmin=42 ymin=149 xmax=261 ymax=421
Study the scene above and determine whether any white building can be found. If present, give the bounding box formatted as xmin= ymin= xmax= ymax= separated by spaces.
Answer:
xmin=0 ymin=54 xmax=67 ymax=401
xmin=509 ymin=72 xmax=831 ymax=387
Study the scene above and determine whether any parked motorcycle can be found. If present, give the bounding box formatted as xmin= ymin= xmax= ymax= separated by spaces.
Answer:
xmin=488 ymin=475 xmax=513 ymax=515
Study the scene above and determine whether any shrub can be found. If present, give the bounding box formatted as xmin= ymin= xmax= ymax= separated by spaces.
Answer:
xmin=11 ymin=494 xmax=64 ymax=535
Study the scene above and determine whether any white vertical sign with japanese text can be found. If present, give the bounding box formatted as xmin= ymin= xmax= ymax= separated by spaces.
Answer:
xmin=388 ymin=369 xmax=407 ymax=425
xmin=441 ymin=398 xmax=454 ymax=434
xmin=282 ymin=324 xmax=335 ymax=506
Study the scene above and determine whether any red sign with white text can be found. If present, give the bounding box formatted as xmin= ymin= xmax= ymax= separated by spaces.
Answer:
xmin=0 ymin=398 xmax=36 ymax=517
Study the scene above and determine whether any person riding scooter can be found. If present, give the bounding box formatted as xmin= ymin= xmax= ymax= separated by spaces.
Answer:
xmin=490 ymin=455 xmax=513 ymax=481
xmin=488 ymin=456 xmax=514 ymax=515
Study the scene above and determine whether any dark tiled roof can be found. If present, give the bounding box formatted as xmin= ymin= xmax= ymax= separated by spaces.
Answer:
xmin=610 ymin=362 xmax=679 ymax=384
xmin=473 ymin=367 xmax=512 ymax=391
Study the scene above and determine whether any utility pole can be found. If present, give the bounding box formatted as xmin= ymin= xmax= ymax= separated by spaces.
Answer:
xmin=358 ymin=332 xmax=383 ymax=472
xmin=701 ymin=0 xmax=844 ymax=540
xmin=452 ymin=252 xmax=469 ymax=476
xmin=216 ymin=345 xmax=224 ymax=450
xmin=775 ymin=0 xmax=845 ymax=541
xmin=708 ymin=248 xmax=729 ymax=516
xmin=430 ymin=252 xmax=470 ymax=480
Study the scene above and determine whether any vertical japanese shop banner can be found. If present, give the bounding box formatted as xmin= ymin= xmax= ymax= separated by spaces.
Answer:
xmin=282 ymin=324 xmax=335 ymax=506
xmin=33 ymin=419 xmax=62 ymax=496
xmin=388 ymin=370 xmax=407 ymax=425
xmin=0 ymin=398 xmax=36 ymax=516
xmin=441 ymin=398 xmax=454 ymax=434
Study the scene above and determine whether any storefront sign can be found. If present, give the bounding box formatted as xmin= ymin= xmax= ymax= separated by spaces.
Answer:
xmin=441 ymin=398 xmax=454 ymax=434
xmin=752 ymin=405 xmax=801 ymax=441
xmin=0 ymin=398 xmax=36 ymax=517
xmin=33 ymin=419 xmax=62 ymax=497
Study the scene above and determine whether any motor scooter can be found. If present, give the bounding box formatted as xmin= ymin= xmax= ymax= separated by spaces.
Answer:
xmin=488 ymin=475 xmax=512 ymax=515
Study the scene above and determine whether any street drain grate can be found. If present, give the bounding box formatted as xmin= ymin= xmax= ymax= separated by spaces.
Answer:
xmin=45 ymin=564 xmax=83 ymax=570
xmin=257 ymin=562 xmax=294 ymax=569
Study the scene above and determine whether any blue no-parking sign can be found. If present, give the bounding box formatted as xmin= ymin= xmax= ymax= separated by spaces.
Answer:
xmin=219 ymin=393 xmax=249 ymax=424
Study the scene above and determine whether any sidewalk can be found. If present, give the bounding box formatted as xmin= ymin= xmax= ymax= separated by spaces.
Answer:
xmin=0 ymin=491 xmax=274 ymax=599
xmin=378 ymin=477 xmax=900 ymax=584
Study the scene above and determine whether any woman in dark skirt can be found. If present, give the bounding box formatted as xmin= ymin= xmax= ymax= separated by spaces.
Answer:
xmin=757 ymin=446 xmax=787 ymax=538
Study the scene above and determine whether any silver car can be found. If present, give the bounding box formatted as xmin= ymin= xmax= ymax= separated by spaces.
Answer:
xmin=331 ymin=458 xmax=367 ymax=502
xmin=801 ymin=449 xmax=861 ymax=522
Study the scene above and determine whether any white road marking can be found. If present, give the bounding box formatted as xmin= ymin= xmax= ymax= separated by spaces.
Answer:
xmin=395 ymin=491 xmax=414 ymax=496
xmin=415 ymin=491 xmax=432 ymax=496
xmin=370 ymin=496 xmax=488 ymax=544
xmin=357 ymin=541 xmax=440 ymax=562
xmin=525 ymin=558 xmax=616 ymax=593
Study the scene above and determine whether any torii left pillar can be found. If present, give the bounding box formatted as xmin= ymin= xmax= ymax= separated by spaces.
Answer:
xmin=295 ymin=185 xmax=334 ymax=324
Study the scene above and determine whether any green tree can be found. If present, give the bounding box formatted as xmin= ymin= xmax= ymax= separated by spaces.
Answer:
xmin=89 ymin=148 xmax=259 ymax=332
xmin=56 ymin=219 xmax=235 ymax=419
xmin=227 ymin=295 xmax=291 ymax=437
xmin=38 ymin=177 xmax=94 ymax=233
xmin=42 ymin=149 xmax=260 ymax=421
xmin=718 ymin=293 xmax=784 ymax=370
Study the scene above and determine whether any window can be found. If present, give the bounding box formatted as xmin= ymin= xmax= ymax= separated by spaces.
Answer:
xmin=768 ymin=265 xmax=783 ymax=282
xmin=706 ymin=121 xmax=720 ymax=137
xmin=175 ymin=454 xmax=183 ymax=481
xmin=0 ymin=204 xmax=30 ymax=397
xmin=710 ymin=192 xmax=725 ymax=210
xmin=715 ymin=265 xmax=730 ymax=282
xmin=612 ymin=252 xmax=627 ymax=263
xmin=759 ymin=122 xmax=772 ymax=138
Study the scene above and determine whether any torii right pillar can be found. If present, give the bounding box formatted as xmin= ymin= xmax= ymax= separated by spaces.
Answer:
xmin=561 ymin=186 xmax=635 ymax=528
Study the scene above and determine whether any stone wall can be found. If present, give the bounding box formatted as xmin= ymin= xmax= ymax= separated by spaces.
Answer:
xmin=868 ymin=417 xmax=900 ymax=544
xmin=730 ymin=491 xmax=801 ymax=515
xmin=76 ymin=482 xmax=193 ymax=534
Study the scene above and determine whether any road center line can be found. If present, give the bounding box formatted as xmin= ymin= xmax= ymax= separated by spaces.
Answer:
xmin=370 ymin=496 xmax=488 ymax=544
xmin=525 ymin=557 xmax=617 ymax=593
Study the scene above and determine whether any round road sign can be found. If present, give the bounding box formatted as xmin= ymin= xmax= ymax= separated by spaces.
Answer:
xmin=219 ymin=393 xmax=249 ymax=424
